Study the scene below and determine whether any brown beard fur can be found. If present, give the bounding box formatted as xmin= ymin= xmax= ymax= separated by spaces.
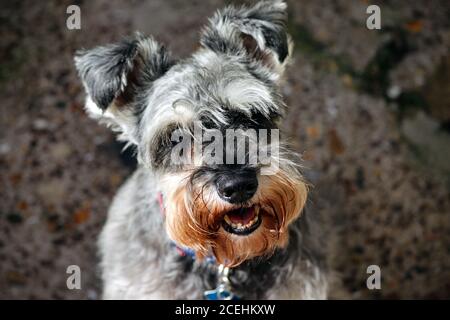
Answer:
xmin=164 ymin=171 xmax=307 ymax=267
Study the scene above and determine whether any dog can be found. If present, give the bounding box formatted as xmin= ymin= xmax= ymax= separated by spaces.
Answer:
xmin=75 ymin=0 xmax=329 ymax=299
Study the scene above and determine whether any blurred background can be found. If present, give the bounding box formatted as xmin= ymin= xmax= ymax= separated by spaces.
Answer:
xmin=0 ymin=0 xmax=449 ymax=299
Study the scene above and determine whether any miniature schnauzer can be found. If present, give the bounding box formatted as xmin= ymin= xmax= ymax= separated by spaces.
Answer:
xmin=75 ymin=0 xmax=329 ymax=299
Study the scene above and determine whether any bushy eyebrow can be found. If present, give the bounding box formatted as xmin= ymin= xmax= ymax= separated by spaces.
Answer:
xmin=200 ymin=109 xmax=279 ymax=130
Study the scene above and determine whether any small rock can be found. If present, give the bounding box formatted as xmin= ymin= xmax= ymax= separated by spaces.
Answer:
xmin=33 ymin=118 xmax=50 ymax=131
xmin=50 ymin=142 xmax=72 ymax=160
xmin=0 ymin=143 xmax=11 ymax=155
xmin=36 ymin=179 xmax=67 ymax=205
xmin=387 ymin=85 xmax=401 ymax=99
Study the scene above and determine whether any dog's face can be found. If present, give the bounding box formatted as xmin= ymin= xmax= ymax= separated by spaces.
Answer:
xmin=75 ymin=0 xmax=307 ymax=267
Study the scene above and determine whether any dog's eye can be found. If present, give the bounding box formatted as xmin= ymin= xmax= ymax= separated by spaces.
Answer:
xmin=148 ymin=122 xmax=195 ymax=169
xmin=148 ymin=124 xmax=179 ymax=165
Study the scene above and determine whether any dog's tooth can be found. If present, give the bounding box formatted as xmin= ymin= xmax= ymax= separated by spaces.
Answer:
xmin=224 ymin=215 xmax=231 ymax=224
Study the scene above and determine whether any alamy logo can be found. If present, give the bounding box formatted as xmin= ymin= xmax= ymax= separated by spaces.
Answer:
xmin=366 ymin=5 xmax=381 ymax=30
xmin=366 ymin=265 xmax=381 ymax=290
xmin=66 ymin=5 xmax=81 ymax=30
xmin=170 ymin=121 xmax=279 ymax=175
xmin=66 ymin=265 xmax=81 ymax=290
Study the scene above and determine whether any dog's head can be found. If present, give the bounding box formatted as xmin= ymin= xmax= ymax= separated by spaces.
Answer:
xmin=75 ymin=0 xmax=307 ymax=267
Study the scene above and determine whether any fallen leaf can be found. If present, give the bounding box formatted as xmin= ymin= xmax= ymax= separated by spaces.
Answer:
xmin=6 ymin=271 xmax=26 ymax=285
xmin=73 ymin=208 xmax=90 ymax=224
xmin=341 ymin=74 xmax=353 ymax=88
xmin=47 ymin=221 xmax=58 ymax=232
xmin=16 ymin=201 xmax=28 ymax=211
xmin=328 ymin=129 xmax=345 ymax=155
xmin=9 ymin=173 xmax=22 ymax=186
xmin=405 ymin=20 xmax=423 ymax=33
xmin=306 ymin=125 xmax=320 ymax=139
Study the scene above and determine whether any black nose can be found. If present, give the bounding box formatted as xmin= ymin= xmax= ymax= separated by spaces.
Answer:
xmin=215 ymin=170 xmax=258 ymax=204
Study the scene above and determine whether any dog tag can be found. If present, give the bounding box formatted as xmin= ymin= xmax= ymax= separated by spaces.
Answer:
xmin=204 ymin=284 xmax=238 ymax=300
xmin=203 ymin=264 xmax=239 ymax=300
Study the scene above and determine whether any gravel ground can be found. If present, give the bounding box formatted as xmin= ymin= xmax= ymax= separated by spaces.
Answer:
xmin=0 ymin=0 xmax=449 ymax=299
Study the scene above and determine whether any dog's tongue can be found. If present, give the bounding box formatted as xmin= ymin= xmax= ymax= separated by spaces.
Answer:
xmin=227 ymin=207 xmax=256 ymax=225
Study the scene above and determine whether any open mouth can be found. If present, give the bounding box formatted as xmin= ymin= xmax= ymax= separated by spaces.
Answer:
xmin=222 ymin=206 xmax=261 ymax=236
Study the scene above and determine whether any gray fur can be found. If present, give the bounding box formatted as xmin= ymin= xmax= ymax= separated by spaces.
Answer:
xmin=200 ymin=0 xmax=289 ymax=64
xmin=75 ymin=0 xmax=329 ymax=299
xmin=99 ymin=169 xmax=328 ymax=299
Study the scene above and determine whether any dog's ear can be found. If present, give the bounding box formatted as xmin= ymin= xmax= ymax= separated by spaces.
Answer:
xmin=200 ymin=0 xmax=291 ymax=80
xmin=75 ymin=33 xmax=173 ymax=144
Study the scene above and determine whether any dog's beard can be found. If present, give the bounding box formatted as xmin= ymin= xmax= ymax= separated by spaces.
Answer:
xmin=163 ymin=170 xmax=307 ymax=267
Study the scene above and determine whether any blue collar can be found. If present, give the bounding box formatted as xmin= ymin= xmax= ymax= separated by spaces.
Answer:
xmin=169 ymin=241 xmax=217 ymax=265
